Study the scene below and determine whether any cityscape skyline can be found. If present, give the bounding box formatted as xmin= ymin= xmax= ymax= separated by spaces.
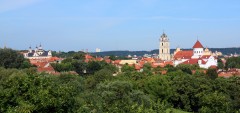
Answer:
xmin=0 ymin=0 xmax=240 ymax=52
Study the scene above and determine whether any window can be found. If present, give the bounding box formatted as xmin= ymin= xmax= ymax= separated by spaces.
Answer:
xmin=162 ymin=43 xmax=163 ymax=46
xmin=162 ymin=49 xmax=163 ymax=53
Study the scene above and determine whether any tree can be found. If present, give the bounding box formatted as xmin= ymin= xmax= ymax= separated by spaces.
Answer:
xmin=206 ymin=68 xmax=218 ymax=80
xmin=225 ymin=57 xmax=240 ymax=69
xmin=72 ymin=60 xmax=87 ymax=75
xmin=87 ymin=61 xmax=107 ymax=74
xmin=176 ymin=64 xmax=193 ymax=75
xmin=0 ymin=48 xmax=31 ymax=69
xmin=95 ymin=81 xmax=152 ymax=112
xmin=84 ymin=68 xmax=114 ymax=89
xmin=143 ymin=63 xmax=153 ymax=75
xmin=73 ymin=52 xmax=85 ymax=60
xmin=121 ymin=64 xmax=135 ymax=72
xmin=51 ymin=62 xmax=74 ymax=72
xmin=109 ymin=55 xmax=117 ymax=60
xmin=217 ymin=59 xmax=224 ymax=69
xmin=0 ymin=68 xmax=85 ymax=113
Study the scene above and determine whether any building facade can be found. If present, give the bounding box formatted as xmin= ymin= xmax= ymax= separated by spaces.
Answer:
xmin=173 ymin=40 xmax=218 ymax=69
xmin=24 ymin=44 xmax=52 ymax=59
xmin=159 ymin=32 xmax=171 ymax=60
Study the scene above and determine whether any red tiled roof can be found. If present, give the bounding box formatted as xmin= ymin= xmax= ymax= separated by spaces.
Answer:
xmin=151 ymin=63 xmax=161 ymax=68
xmin=201 ymin=55 xmax=211 ymax=59
xmin=151 ymin=61 xmax=173 ymax=68
xmin=193 ymin=40 xmax=204 ymax=48
xmin=142 ymin=58 xmax=155 ymax=63
xmin=48 ymin=57 xmax=62 ymax=62
xmin=174 ymin=50 xmax=193 ymax=59
xmin=164 ymin=61 xmax=174 ymax=66
xmin=113 ymin=60 xmax=121 ymax=64
xmin=139 ymin=61 xmax=145 ymax=66
xmin=135 ymin=64 xmax=142 ymax=70
xmin=96 ymin=57 xmax=103 ymax=61
xmin=182 ymin=58 xmax=206 ymax=65
xmin=85 ymin=54 xmax=93 ymax=59
xmin=209 ymin=65 xmax=217 ymax=69
xmin=218 ymin=72 xmax=233 ymax=77
xmin=104 ymin=59 xmax=111 ymax=63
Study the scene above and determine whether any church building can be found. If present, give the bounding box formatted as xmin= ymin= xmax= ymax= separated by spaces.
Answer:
xmin=24 ymin=44 xmax=52 ymax=59
xmin=173 ymin=40 xmax=217 ymax=69
xmin=159 ymin=32 xmax=171 ymax=60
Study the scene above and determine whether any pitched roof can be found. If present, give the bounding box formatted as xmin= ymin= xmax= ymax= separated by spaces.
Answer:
xmin=85 ymin=54 xmax=93 ymax=59
xmin=142 ymin=58 xmax=155 ymax=63
xmin=182 ymin=58 xmax=206 ymax=65
xmin=174 ymin=50 xmax=193 ymax=59
xmin=201 ymin=55 xmax=211 ymax=59
xmin=193 ymin=40 xmax=204 ymax=48
xmin=113 ymin=60 xmax=121 ymax=64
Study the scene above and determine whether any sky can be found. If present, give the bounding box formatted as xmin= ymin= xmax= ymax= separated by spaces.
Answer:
xmin=0 ymin=0 xmax=240 ymax=52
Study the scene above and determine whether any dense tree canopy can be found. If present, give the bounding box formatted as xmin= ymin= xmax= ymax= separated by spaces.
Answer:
xmin=1 ymin=65 xmax=240 ymax=112
xmin=0 ymin=48 xmax=32 ymax=69
xmin=225 ymin=56 xmax=240 ymax=69
xmin=1 ymin=49 xmax=240 ymax=112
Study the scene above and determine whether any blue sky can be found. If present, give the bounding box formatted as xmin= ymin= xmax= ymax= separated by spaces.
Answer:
xmin=0 ymin=0 xmax=240 ymax=52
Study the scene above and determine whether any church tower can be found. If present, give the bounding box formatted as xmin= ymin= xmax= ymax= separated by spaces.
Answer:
xmin=159 ymin=32 xmax=171 ymax=60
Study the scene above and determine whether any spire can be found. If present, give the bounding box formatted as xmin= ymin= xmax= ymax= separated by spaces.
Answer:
xmin=38 ymin=43 xmax=43 ymax=50
xmin=161 ymin=32 xmax=167 ymax=37
xmin=193 ymin=40 xmax=204 ymax=48
xmin=160 ymin=31 xmax=168 ymax=42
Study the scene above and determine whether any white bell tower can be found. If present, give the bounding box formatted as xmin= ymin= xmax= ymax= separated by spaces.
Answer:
xmin=159 ymin=32 xmax=171 ymax=60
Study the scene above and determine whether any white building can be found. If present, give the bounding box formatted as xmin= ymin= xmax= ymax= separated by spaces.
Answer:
xmin=24 ymin=44 xmax=52 ymax=59
xmin=96 ymin=48 xmax=101 ymax=52
xmin=173 ymin=40 xmax=217 ymax=69
xmin=159 ymin=32 xmax=171 ymax=60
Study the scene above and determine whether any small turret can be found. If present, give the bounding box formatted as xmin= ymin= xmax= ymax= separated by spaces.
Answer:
xmin=38 ymin=43 xmax=43 ymax=50
xmin=192 ymin=40 xmax=204 ymax=59
xmin=29 ymin=46 xmax=32 ymax=53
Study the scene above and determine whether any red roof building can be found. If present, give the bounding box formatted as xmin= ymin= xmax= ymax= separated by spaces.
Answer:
xmin=182 ymin=58 xmax=206 ymax=65
xmin=173 ymin=40 xmax=218 ymax=69
xmin=193 ymin=40 xmax=204 ymax=48
xmin=174 ymin=50 xmax=193 ymax=60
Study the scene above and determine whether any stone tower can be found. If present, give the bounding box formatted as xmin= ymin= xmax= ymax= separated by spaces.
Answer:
xmin=159 ymin=32 xmax=171 ymax=60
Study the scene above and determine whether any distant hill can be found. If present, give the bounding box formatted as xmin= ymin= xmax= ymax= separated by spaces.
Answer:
xmin=92 ymin=48 xmax=240 ymax=57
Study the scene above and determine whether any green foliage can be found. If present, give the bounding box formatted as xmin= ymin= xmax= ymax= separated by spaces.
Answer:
xmin=0 ymin=68 xmax=84 ymax=113
xmin=95 ymin=80 xmax=151 ymax=112
xmin=72 ymin=60 xmax=87 ymax=75
xmin=72 ymin=52 xmax=85 ymax=60
xmin=51 ymin=62 xmax=74 ymax=72
xmin=217 ymin=59 xmax=224 ymax=69
xmin=1 ymin=60 xmax=240 ymax=112
xmin=52 ymin=51 xmax=85 ymax=59
xmin=122 ymin=64 xmax=135 ymax=72
xmin=0 ymin=48 xmax=31 ymax=69
xmin=225 ymin=56 xmax=240 ymax=69
xmin=206 ymin=68 xmax=218 ymax=80
xmin=84 ymin=68 xmax=114 ymax=89
xmin=176 ymin=64 xmax=193 ymax=75
xmin=142 ymin=63 xmax=152 ymax=75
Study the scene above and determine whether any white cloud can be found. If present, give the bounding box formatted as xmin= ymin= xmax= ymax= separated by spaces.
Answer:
xmin=0 ymin=0 xmax=42 ymax=13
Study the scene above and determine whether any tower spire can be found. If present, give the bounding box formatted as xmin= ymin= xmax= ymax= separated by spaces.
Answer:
xmin=159 ymin=32 xmax=170 ymax=61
